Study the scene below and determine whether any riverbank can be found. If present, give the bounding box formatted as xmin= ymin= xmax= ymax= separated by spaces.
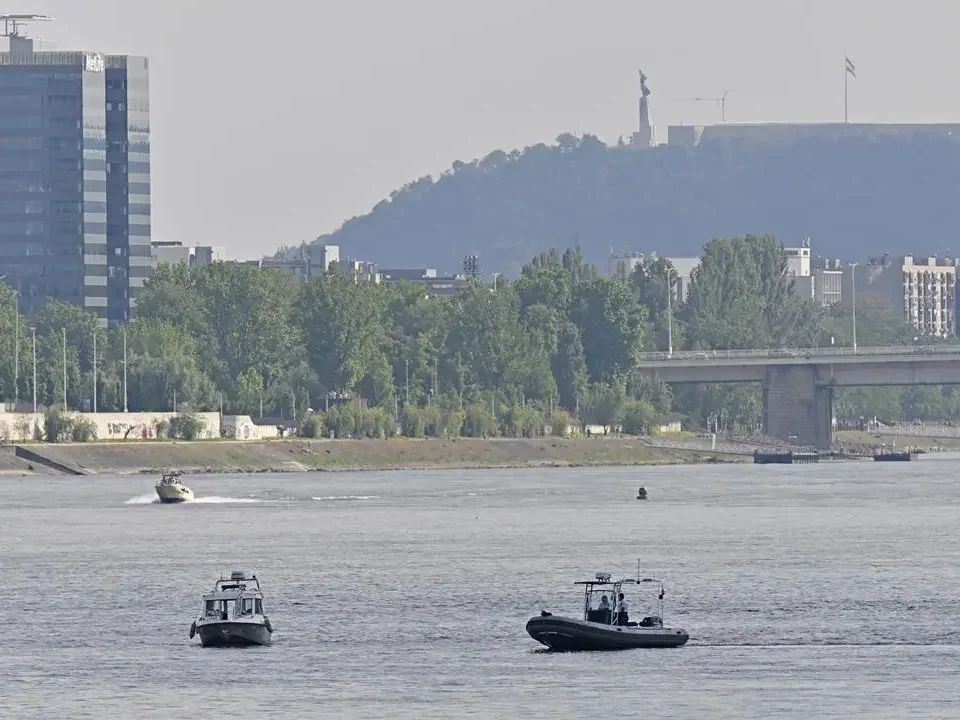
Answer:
xmin=0 ymin=437 xmax=749 ymax=476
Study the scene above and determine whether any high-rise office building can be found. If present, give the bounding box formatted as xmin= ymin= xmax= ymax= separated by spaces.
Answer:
xmin=0 ymin=15 xmax=150 ymax=326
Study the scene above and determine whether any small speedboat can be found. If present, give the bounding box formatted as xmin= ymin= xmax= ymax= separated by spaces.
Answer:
xmin=155 ymin=471 xmax=194 ymax=503
xmin=526 ymin=571 xmax=688 ymax=651
xmin=189 ymin=570 xmax=273 ymax=647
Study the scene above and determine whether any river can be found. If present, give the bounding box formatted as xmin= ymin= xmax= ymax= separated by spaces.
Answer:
xmin=1 ymin=459 xmax=958 ymax=719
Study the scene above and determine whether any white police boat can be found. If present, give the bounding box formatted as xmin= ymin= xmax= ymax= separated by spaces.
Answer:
xmin=155 ymin=471 xmax=194 ymax=503
xmin=189 ymin=571 xmax=273 ymax=647
xmin=526 ymin=572 xmax=688 ymax=651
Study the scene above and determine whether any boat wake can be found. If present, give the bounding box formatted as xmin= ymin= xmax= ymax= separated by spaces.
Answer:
xmin=697 ymin=640 xmax=960 ymax=648
xmin=124 ymin=494 xmax=260 ymax=505
xmin=124 ymin=493 xmax=159 ymax=505
xmin=311 ymin=495 xmax=380 ymax=502
xmin=191 ymin=496 xmax=260 ymax=504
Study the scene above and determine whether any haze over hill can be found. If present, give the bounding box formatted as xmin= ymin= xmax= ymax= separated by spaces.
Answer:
xmin=308 ymin=132 xmax=960 ymax=276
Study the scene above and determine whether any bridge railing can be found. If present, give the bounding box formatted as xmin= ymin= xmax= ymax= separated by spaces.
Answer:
xmin=636 ymin=345 xmax=960 ymax=362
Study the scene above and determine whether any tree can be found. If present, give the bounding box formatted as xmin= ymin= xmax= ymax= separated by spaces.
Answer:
xmin=298 ymin=268 xmax=386 ymax=393
xmin=570 ymin=277 xmax=646 ymax=381
xmin=192 ymin=263 xmax=301 ymax=398
xmin=136 ymin=263 xmax=301 ymax=413
xmin=0 ymin=281 xmax=28 ymax=403
xmin=586 ymin=381 xmax=625 ymax=432
xmin=552 ymin=321 xmax=588 ymax=412
xmin=446 ymin=280 xmax=527 ymax=403
xmin=630 ymin=256 xmax=684 ymax=352
xmin=620 ymin=399 xmax=656 ymax=436
xmin=30 ymin=301 xmax=98 ymax=410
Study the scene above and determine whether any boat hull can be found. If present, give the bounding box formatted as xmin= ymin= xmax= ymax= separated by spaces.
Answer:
xmin=526 ymin=615 xmax=688 ymax=651
xmin=155 ymin=484 xmax=195 ymax=503
xmin=197 ymin=621 xmax=271 ymax=647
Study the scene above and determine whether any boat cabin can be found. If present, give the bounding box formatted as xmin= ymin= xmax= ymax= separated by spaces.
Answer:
xmin=575 ymin=573 xmax=666 ymax=628
xmin=158 ymin=471 xmax=183 ymax=486
xmin=202 ymin=571 xmax=266 ymax=621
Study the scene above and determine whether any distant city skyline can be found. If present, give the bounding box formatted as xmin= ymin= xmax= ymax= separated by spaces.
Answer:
xmin=21 ymin=0 xmax=960 ymax=260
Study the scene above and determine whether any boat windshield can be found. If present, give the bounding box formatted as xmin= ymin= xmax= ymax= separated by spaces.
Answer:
xmin=237 ymin=596 xmax=258 ymax=616
xmin=204 ymin=598 xmax=235 ymax=619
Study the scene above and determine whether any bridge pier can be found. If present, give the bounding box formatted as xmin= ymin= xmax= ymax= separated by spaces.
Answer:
xmin=762 ymin=365 xmax=833 ymax=450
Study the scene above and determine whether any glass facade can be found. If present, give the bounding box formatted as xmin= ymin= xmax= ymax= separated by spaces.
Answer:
xmin=0 ymin=50 xmax=150 ymax=326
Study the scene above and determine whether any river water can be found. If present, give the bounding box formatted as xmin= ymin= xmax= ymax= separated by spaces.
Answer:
xmin=1 ymin=459 xmax=959 ymax=719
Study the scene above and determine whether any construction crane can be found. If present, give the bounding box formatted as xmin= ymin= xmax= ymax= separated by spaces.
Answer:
xmin=678 ymin=91 xmax=728 ymax=123
xmin=0 ymin=13 xmax=52 ymax=40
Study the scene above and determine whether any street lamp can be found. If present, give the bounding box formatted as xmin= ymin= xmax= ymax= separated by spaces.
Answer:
xmin=122 ymin=325 xmax=128 ymax=412
xmin=665 ymin=267 xmax=673 ymax=358
xmin=13 ymin=289 xmax=18 ymax=406
xmin=30 ymin=326 xmax=36 ymax=414
xmin=849 ymin=262 xmax=859 ymax=353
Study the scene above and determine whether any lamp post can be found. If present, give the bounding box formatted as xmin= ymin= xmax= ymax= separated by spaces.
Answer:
xmin=849 ymin=262 xmax=859 ymax=353
xmin=30 ymin=326 xmax=36 ymax=414
xmin=92 ymin=329 xmax=97 ymax=413
xmin=665 ymin=267 xmax=673 ymax=358
xmin=122 ymin=325 xmax=128 ymax=412
xmin=61 ymin=327 xmax=67 ymax=411
xmin=13 ymin=289 xmax=19 ymax=405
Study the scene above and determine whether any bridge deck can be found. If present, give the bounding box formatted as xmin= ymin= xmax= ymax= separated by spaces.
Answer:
xmin=637 ymin=345 xmax=960 ymax=367
xmin=635 ymin=345 xmax=960 ymax=387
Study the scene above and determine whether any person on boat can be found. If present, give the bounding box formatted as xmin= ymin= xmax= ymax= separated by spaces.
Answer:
xmin=615 ymin=593 xmax=629 ymax=626
xmin=597 ymin=594 xmax=612 ymax=623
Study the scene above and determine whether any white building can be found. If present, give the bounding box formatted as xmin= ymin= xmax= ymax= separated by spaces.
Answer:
xmin=785 ymin=241 xmax=814 ymax=299
xmin=608 ymin=251 xmax=700 ymax=302
xmin=853 ymin=254 xmax=957 ymax=338
xmin=151 ymin=241 xmax=224 ymax=269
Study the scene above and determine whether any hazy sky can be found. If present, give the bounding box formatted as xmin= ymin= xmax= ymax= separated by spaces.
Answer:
xmin=23 ymin=0 xmax=960 ymax=261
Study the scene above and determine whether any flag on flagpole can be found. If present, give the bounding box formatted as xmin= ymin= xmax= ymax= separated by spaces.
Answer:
xmin=845 ymin=55 xmax=856 ymax=78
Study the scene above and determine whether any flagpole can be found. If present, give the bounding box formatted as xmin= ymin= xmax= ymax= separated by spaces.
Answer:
xmin=844 ymin=56 xmax=848 ymax=124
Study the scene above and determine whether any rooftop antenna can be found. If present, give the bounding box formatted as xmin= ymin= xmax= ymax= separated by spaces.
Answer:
xmin=0 ymin=13 xmax=52 ymax=39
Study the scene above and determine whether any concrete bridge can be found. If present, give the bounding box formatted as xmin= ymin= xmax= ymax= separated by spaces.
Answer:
xmin=635 ymin=345 xmax=960 ymax=450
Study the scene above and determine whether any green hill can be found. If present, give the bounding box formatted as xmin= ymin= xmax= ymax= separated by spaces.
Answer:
xmin=310 ymin=132 xmax=960 ymax=275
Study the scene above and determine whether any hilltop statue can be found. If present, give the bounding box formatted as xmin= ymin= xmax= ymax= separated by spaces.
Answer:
xmin=639 ymin=69 xmax=651 ymax=98
xmin=632 ymin=69 xmax=653 ymax=147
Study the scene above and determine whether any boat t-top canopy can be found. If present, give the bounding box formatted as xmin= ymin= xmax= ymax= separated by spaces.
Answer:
xmin=211 ymin=570 xmax=263 ymax=595
xmin=575 ymin=572 xmax=668 ymax=627
xmin=575 ymin=573 xmax=665 ymax=590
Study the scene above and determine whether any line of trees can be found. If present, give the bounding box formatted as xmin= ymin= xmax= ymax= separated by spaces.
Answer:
xmin=1 ymin=233 xmax=956 ymax=437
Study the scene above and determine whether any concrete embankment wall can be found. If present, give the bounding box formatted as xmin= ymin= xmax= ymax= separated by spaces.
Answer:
xmin=0 ymin=445 xmax=42 ymax=475
xmin=10 ymin=437 xmax=746 ymax=476
xmin=14 ymin=445 xmax=84 ymax=475
xmin=0 ymin=411 xmax=277 ymax=442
